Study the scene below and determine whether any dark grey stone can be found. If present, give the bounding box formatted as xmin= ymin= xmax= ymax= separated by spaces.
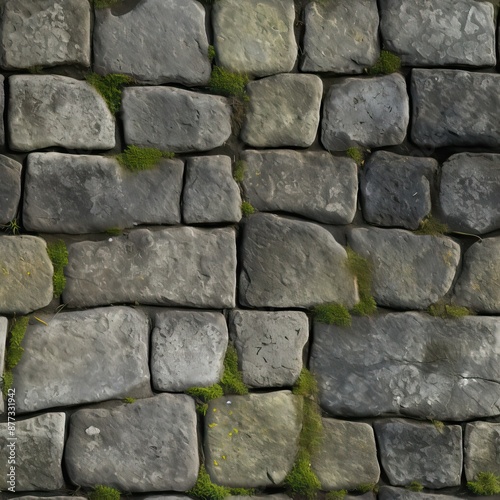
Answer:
xmin=464 ymin=422 xmax=500 ymax=481
xmin=379 ymin=486 xmax=462 ymax=500
xmin=0 ymin=76 xmax=4 ymax=146
xmin=0 ymin=317 xmax=6 ymax=414
xmin=0 ymin=155 xmax=22 ymax=225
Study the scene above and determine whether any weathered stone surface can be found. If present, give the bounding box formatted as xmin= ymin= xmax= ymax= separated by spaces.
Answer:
xmin=239 ymin=214 xmax=357 ymax=308
xmin=0 ymin=236 xmax=53 ymax=315
xmin=311 ymin=312 xmax=500 ymax=420
xmin=348 ymin=227 xmax=460 ymax=309
xmin=380 ymin=0 xmax=495 ymax=67
xmin=439 ymin=153 xmax=500 ymax=234
xmin=0 ymin=155 xmax=22 ymax=225
xmin=464 ymin=422 xmax=500 ymax=481
xmin=0 ymin=317 xmax=6 ymax=414
xmin=229 ymin=310 xmax=308 ymax=388
xmin=94 ymin=0 xmax=210 ymax=85
xmin=151 ymin=311 xmax=228 ymax=392
xmin=374 ymin=419 xmax=462 ymax=488
xmin=411 ymin=69 xmax=500 ymax=148
xmin=241 ymin=74 xmax=322 ymax=148
xmin=63 ymin=228 xmax=236 ymax=309
xmin=0 ymin=76 xmax=4 ymax=147
xmin=14 ymin=497 xmax=86 ymax=500
xmin=205 ymin=392 xmax=302 ymax=487
xmin=361 ymin=152 xmax=437 ymax=230
xmin=65 ymin=394 xmax=199 ymax=492
xmin=122 ymin=86 xmax=231 ymax=153
xmin=213 ymin=0 xmax=296 ymax=77
xmin=311 ymin=419 xmax=380 ymax=490
xmin=13 ymin=307 xmax=151 ymax=413
xmin=228 ymin=497 xmax=291 ymax=500
xmin=183 ymin=156 xmax=241 ymax=224
xmin=0 ymin=413 xmax=65 ymax=491
xmin=379 ymin=486 xmax=462 ymax=500
xmin=301 ymin=0 xmax=379 ymax=73
xmin=9 ymin=75 xmax=115 ymax=151
xmin=242 ymin=150 xmax=357 ymax=224
xmin=322 ymin=74 xmax=409 ymax=150
xmin=23 ymin=152 xmax=184 ymax=234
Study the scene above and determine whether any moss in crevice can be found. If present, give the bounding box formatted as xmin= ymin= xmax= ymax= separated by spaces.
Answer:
xmin=346 ymin=147 xmax=365 ymax=166
xmin=233 ymin=160 xmax=246 ymax=183
xmin=406 ymin=481 xmax=424 ymax=492
xmin=467 ymin=472 xmax=500 ymax=496
xmin=3 ymin=316 xmax=29 ymax=397
xmin=346 ymin=247 xmax=376 ymax=316
xmin=86 ymin=73 xmax=134 ymax=114
xmin=241 ymin=201 xmax=255 ymax=217
xmin=220 ymin=344 xmax=248 ymax=395
xmin=313 ymin=303 xmax=351 ymax=327
xmin=188 ymin=464 xmax=230 ymax=500
xmin=415 ymin=215 xmax=449 ymax=236
xmin=326 ymin=490 xmax=347 ymax=500
xmin=92 ymin=0 xmax=121 ymax=8
xmin=427 ymin=302 xmax=474 ymax=319
xmin=47 ymin=240 xmax=69 ymax=298
xmin=367 ymin=50 xmax=401 ymax=75
xmin=209 ymin=66 xmax=249 ymax=101
xmin=116 ymin=146 xmax=175 ymax=172
xmin=88 ymin=485 xmax=121 ymax=500
xmin=208 ymin=45 xmax=216 ymax=63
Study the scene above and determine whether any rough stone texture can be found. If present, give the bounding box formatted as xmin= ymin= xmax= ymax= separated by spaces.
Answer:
xmin=379 ymin=486 xmax=462 ymax=500
xmin=228 ymin=310 xmax=308 ymax=388
xmin=151 ymin=311 xmax=228 ymax=392
xmin=9 ymin=75 xmax=115 ymax=151
xmin=464 ymin=422 xmax=500 ymax=481
xmin=322 ymin=74 xmax=409 ymax=150
xmin=63 ymin=228 xmax=236 ymax=309
xmin=122 ymin=86 xmax=231 ymax=153
xmin=0 ymin=413 xmax=65 ymax=491
xmin=379 ymin=0 xmax=496 ymax=67
xmin=23 ymin=152 xmax=184 ymax=234
xmin=228 ymin=497 xmax=291 ymax=500
xmin=411 ymin=69 xmax=500 ymax=149
xmin=0 ymin=236 xmax=53 ymax=315
xmin=0 ymin=317 xmax=6 ymax=414
xmin=241 ymin=74 xmax=322 ymax=148
xmin=65 ymin=394 xmax=199 ymax=492
xmin=183 ymin=156 xmax=241 ymax=224
xmin=0 ymin=76 xmax=4 ymax=147
xmin=311 ymin=312 xmax=500 ymax=420
xmin=0 ymin=155 xmax=22 ymax=225
xmin=239 ymin=214 xmax=358 ymax=308
xmin=241 ymin=150 xmax=357 ymax=224
xmin=348 ymin=227 xmax=460 ymax=309
xmin=374 ymin=419 xmax=462 ymax=488
xmin=13 ymin=307 xmax=151 ymax=413
xmin=14 ymin=498 xmax=87 ymax=500
xmin=212 ymin=0 xmax=296 ymax=77
xmin=361 ymin=152 xmax=437 ymax=230
xmin=439 ymin=153 xmax=500 ymax=234
xmin=311 ymin=419 xmax=380 ymax=490
xmin=204 ymin=392 xmax=302 ymax=487
xmin=94 ymin=0 xmax=210 ymax=86
xmin=301 ymin=0 xmax=379 ymax=73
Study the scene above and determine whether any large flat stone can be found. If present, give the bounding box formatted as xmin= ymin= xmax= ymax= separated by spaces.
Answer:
xmin=239 ymin=214 xmax=357 ymax=308
xmin=8 ymin=75 xmax=115 ymax=151
xmin=94 ymin=0 xmax=210 ymax=85
xmin=0 ymin=155 xmax=22 ymax=225
xmin=13 ymin=307 xmax=151 ymax=413
xmin=122 ymin=86 xmax=231 ymax=153
xmin=0 ymin=317 xmax=7 ymax=414
xmin=311 ymin=312 xmax=500 ymax=420
xmin=241 ymin=150 xmax=357 ymax=224
xmin=63 ymin=228 xmax=236 ymax=309
xmin=23 ymin=152 xmax=183 ymax=234
xmin=379 ymin=486 xmax=461 ymax=500
xmin=0 ymin=76 xmax=4 ymax=147
xmin=65 ymin=394 xmax=199 ymax=492
xmin=464 ymin=422 xmax=500 ymax=481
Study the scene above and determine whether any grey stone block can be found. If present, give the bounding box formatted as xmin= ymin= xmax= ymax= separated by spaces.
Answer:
xmin=0 ymin=76 xmax=4 ymax=147
xmin=464 ymin=422 xmax=500 ymax=481
xmin=0 ymin=155 xmax=22 ymax=225
xmin=379 ymin=486 xmax=462 ymax=500
xmin=0 ymin=317 xmax=7 ymax=413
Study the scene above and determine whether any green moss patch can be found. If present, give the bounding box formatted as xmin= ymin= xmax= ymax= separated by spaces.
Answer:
xmin=326 ymin=490 xmax=347 ymax=500
xmin=188 ymin=464 xmax=230 ymax=500
xmin=241 ymin=201 xmax=255 ymax=217
xmin=86 ymin=73 xmax=134 ymax=114
xmin=116 ymin=146 xmax=175 ymax=172
xmin=285 ymin=449 xmax=321 ymax=499
xmin=313 ymin=303 xmax=351 ymax=327
xmin=367 ymin=50 xmax=401 ymax=75
xmin=221 ymin=344 xmax=248 ymax=395
xmin=233 ymin=160 xmax=246 ymax=182
xmin=47 ymin=240 xmax=69 ymax=298
xmin=186 ymin=384 xmax=224 ymax=401
xmin=6 ymin=316 xmax=29 ymax=371
xmin=88 ymin=485 xmax=121 ymax=500
xmin=346 ymin=147 xmax=365 ymax=166
xmin=122 ymin=397 xmax=136 ymax=404
xmin=428 ymin=302 xmax=473 ymax=319
xmin=415 ymin=215 xmax=449 ymax=236
xmin=346 ymin=248 xmax=376 ymax=316
xmin=209 ymin=66 xmax=249 ymax=101
xmin=406 ymin=481 xmax=424 ymax=492
xmin=208 ymin=45 xmax=216 ymax=63
xmin=468 ymin=472 xmax=500 ymax=496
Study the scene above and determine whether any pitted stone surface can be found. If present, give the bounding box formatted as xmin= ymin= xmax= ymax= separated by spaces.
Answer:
xmin=239 ymin=214 xmax=358 ymax=308
xmin=8 ymin=75 xmax=115 ymax=151
xmin=23 ymin=153 xmax=184 ymax=234
xmin=464 ymin=422 xmax=500 ymax=481
xmin=13 ymin=307 xmax=151 ymax=413
xmin=151 ymin=311 xmax=228 ymax=392
xmin=361 ymin=152 xmax=437 ymax=230
xmin=348 ymin=227 xmax=460 ymax=309
xmin=0 ymin=317 xmax=7 ymax=414
xmin=228 ymin=310 xmax=308 ymax=388
xmin=301 ymin=0 xmax=379 ymax=74
xmin=311 ymin=419 xmax=380 ymax=490
xmin=0 ymin=413 xmax=65 ymax=491
xmin=212 ymin=0 xmax=296 ymax=77
xmin=241 ymin=74 xmax=322 ymax=148
xmin=183 ymin=156 xmax=241 ymax=224
xmin=311 ymin=312 xmax=500 ymax=420
xmin=241 ymin=150 xmax=357 ymax=224
xmin=63 ymin=228 xmax=236 ymax=309
xmin=374 ymin=419 xmax=462 ymax=488
xmin=204 ymin=392 xmax=302 ymax=487
xmin=379 ymin=486 xmax=461 ymax=500
xmin=0 ymin=76 xmax=4 ymax=146
xmin=379 ymin=0 xmax=495 ymax=67
xmin=65 ymin=394 xmax=199 ymax=492
xmin=322 ymin=74 xmax=409 ymax=150
xmin=122 ymin=86 xmax=231 ymax=153
xmin=94 ymin=0 xmax=210 ymax=85
xmin=0 ymin=155 xmax=22 ymax=225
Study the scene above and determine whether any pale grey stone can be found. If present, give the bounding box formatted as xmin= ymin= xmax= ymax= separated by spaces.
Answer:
xmin=14 ymin=497 xmax=86 ymax=500
xmin=242 ymin=150 xmax=357 ymax=224
xmin=23 ymin=152 xmax=183 ymax=234
xmin=241 ymin=74 xmax=322 ymax=148
xmin=0 ymin=76 xmax=4 ymax=146
xmin=239 ymin=214 xmax=358 ymax=308
xmin=227 ymin=496 xmax=291 ymax=500
xmin=0 ymin=155 xmax=22 ymax=225
xmin=204 ymin=392 xmax=302 ymax=487
xmin=63 ymin=228 xmax=236 ymax=309
xmin=151 ymin=311 xmax=228 ymax=392
xmin=464 ymin=422 xmax=500 ymax=481
xmin=8 ymin=75 xmax=115 ymax=151
xmin=13 ymin=307 xmax=151 ymax=413
xmin=379 ymin=486 xmax=462 ymax=500
xmin=65 ymin=394 xmax=199 ymax=492
xmin=0 ymin=317 xmax=6 ymax=414
xmin=229 ymin=310 xmax=308 ymax=388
